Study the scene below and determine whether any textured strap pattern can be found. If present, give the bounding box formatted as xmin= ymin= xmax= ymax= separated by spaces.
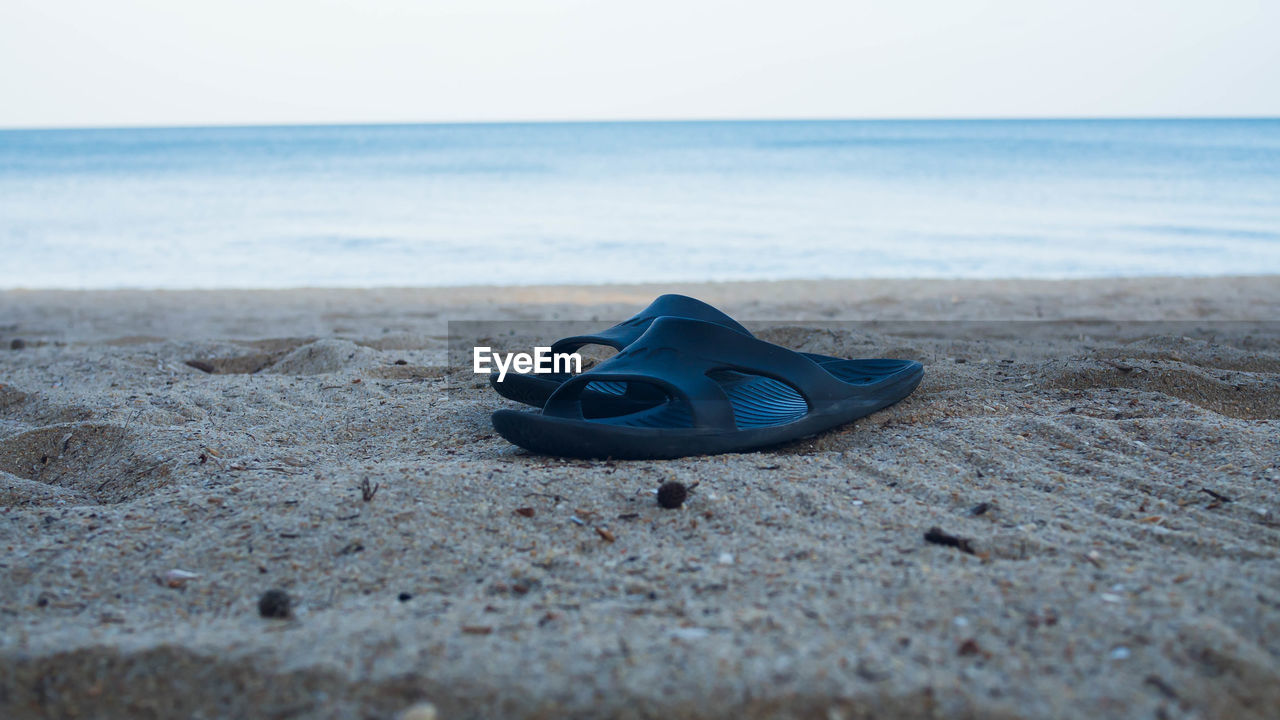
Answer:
xmin=542 ymin=317 xmax=853 ymax=430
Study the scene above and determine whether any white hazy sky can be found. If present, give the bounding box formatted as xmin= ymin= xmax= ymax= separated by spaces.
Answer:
xmin=2 ymin=0 xmax=1278 ymax=128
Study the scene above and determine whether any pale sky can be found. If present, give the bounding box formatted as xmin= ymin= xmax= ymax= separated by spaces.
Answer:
xmin=2 ymin=0 xmax=1278 ymax=128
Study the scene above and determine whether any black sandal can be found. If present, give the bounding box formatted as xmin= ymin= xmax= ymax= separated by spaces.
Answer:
xmin=492 ymin=316 xmax=922 ymax=459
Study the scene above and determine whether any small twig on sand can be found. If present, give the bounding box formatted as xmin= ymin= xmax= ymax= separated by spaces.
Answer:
xmin=524 ymin=491 xmax=564 ymax=503
xmin=924 ymin=527 xmax=976 ymax=555
xmin=1102 ymin=359 xmax=1136 ymax=372
xmin=360 ymin=478 xmax=380 ymax=502
xmin=1200 ymin=488 xmax=1233 ymax=503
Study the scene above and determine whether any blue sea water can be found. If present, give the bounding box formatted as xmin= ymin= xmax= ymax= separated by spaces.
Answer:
xmin=1 ymin=119 xmax=1278 ymax=288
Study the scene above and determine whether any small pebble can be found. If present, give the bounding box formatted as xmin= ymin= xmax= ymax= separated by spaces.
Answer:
xmin=161 ymin=569 xmax=200 ymax=588
xmin=397 ymin=701 xmax=438 ymax=720
xmin=258 ymin=589 xmax=293 ymax=619
xmin=657 ymin=481 xmax=687 ymax=509
xmin=1110 ymin=646 xmax=1131 ymax=660
xmin=398 ymin=592 xmax=413 ymax=602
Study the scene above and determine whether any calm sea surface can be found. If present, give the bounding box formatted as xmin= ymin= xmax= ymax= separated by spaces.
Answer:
xmin=1 ymin=119 xmax=1278 ymax=288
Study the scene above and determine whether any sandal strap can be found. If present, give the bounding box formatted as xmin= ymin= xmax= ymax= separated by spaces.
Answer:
xmin=549 ymin=294 xmax=750 ymax=355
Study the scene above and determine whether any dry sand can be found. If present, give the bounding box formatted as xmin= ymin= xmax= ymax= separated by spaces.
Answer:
xmin=1 ymin=277 xmax=1278 ymax=719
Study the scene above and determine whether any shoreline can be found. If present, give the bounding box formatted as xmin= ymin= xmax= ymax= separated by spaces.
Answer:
xmin=2 ymin=276 xmax=1278 ymax=719
xmin=3 ymin=277 xmax=1278 ymax=347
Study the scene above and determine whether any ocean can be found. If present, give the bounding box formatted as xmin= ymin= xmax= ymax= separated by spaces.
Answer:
xmin=1 ymin=119 xmax=1278 ymax=289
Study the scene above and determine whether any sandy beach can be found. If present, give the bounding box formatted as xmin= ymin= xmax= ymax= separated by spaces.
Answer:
xmin=1 ymin=276 xmax=1278 ymax=719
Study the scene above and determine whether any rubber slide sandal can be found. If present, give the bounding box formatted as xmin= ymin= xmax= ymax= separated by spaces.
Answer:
xmin=489 ymin=293 xmax=859 ymax=417
xmin=489 ymin=294 xmax=747 ymax=415
xmin=492 ymin=316 xmax=924 ymax=459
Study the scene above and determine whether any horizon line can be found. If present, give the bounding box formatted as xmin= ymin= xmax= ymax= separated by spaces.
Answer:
xmin=4 ymin=273 xmax=1279 ymax=294
xmin=2 ymin=114 xmax=1279 ymax=133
